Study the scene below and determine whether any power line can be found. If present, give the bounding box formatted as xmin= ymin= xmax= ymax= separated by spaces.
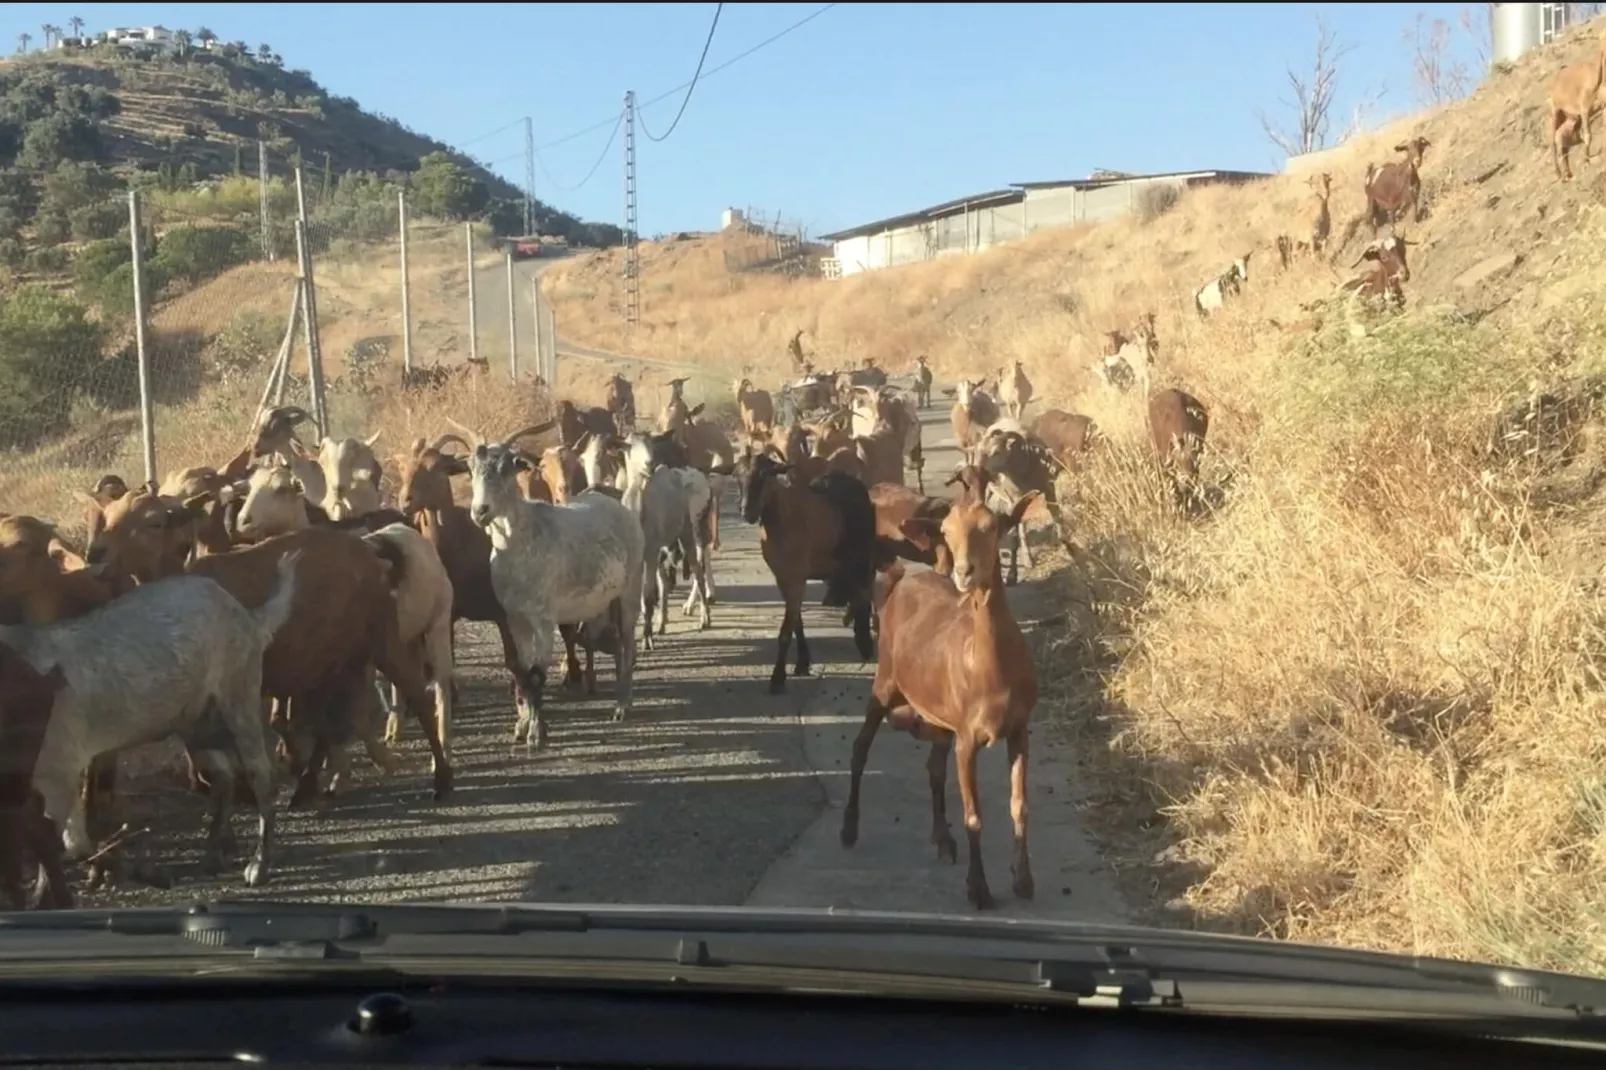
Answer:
xmin=534 ymin=2 xmax=837 ymax=152
xmin=638 ymin=3 xmax=722 ymax=143
xmin=534 ymin=108 xmax=626 ymax=193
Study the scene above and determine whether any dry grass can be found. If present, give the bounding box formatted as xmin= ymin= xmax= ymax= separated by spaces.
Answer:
xmin=546 ymin=24 xmax=1606 ymax=972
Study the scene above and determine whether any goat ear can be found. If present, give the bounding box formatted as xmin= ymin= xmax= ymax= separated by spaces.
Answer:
xmin=441 ymin=456 xmax=470 ymax=477
xmin=688 ymin=402 xmax=706 ymax=419
xmin=708 ymin=463 xmax=735 ymax=477
xmin=898 ymin=517 xmax=942 ymax=552
xmin=1393 ymin=141 xmax=1410 ymax=152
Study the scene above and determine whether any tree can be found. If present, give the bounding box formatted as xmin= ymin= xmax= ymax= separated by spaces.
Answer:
xmin=68 ymin=16 xmax=84 ymax=39
xmin=196 ymin=26 xmax=216 ymax=47
xmin=41 ymin=25 xmax=59 ymax=49
xmin=1459 ymin=4 xmax=1491 ymax=69
xmin=413 ymin=152 xmax=485 ymax=219
xmin=1258 ymin=14 xmax=1358 ymax=157
xmin=1405 ymin=14 xmax=1472 ymax=106
xmin=257 ymin=43 xmax=272 ymax=60
xmin=16 ymin=33 xmax=30 ymax=54
xmin=174 ymin=29 xmax=192 ymax=58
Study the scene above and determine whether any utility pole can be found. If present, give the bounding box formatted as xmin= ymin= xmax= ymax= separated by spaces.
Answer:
xmin=623 ymin=90 xmax=639 ymax=326
xmin=523 ymin=116 xmax=537 ymax=237
xmin=257 ymin=139 xmax=273 ymax=261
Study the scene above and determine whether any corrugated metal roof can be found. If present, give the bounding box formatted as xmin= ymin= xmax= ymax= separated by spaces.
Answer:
xmin=818 ymin=187 xmax=1024 ymax=243
xmin=1011 ymin=168 xmax=1272 ymax=190
xmin=819 ymin=169 xmax=1274 ymax=245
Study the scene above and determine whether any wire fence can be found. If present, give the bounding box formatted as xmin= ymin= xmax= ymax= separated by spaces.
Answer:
xmin=0 ymin=149 xmax=564 ymax=528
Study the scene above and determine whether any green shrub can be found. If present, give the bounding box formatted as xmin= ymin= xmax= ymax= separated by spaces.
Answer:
xmin=0 ymin=286 xmax=105 ymax=448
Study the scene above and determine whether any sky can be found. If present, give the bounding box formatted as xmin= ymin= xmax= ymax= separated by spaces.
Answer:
xmin=4 ymin=3 xmax=1490 ymax=238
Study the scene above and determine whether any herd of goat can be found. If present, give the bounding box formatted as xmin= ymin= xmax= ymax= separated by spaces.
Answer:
xmin=21 ymin=22 xmax=1594 ymax=909
xmin=0 ymin=342 xmax=1217 ymax=914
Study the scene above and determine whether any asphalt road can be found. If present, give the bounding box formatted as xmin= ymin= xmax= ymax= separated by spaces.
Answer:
xmin=82 ymin=294 xmax=1126 ymax=921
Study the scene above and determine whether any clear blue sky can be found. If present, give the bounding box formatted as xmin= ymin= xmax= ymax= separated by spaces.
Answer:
xmin=6 ymin=3 xmax=1487 ymax=237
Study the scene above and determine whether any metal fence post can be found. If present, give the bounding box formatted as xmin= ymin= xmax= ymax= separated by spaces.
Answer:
xmin=127 ymin=189 xmax=156 ymax=487
xmin=398 ymin=190 xmax=413 ymax=375
xmin=465 ymin=223 xmax=478 ymax=366
xmin=505 ymin=249 xmax=518 ymax=381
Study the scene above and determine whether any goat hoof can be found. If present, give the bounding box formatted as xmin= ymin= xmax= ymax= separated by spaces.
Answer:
xmin=243 ymin=860 xmax=267 ymax=888
xmin=840 ymin=821 xmax=859 ymax=848
xmin=1013 ymin=870 xmax=1036 ymax=901
xmin=562 ymin=674 xmax=584 ymax=692
xmin=432 ymin=769 xmax=454 ymax=800
xmin=768 ymin=675 xmax=787 ymax=694
xmin=969 ymin=884 xmax=997 ymax=911
xmin=935 ymin=835 xmax=958 ymax=863
xmin=793 ymin=664 xmax=812 ymax=678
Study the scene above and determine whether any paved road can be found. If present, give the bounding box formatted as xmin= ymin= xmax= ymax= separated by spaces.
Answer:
xmin=84 ymin=286 xmax=1126 ymax=920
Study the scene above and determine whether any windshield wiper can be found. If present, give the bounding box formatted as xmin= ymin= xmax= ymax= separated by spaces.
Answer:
xmin=3 ymin=901 xmax=1604 ymax=1040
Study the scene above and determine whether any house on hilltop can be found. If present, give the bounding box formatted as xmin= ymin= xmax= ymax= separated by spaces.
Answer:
xmin=819 ymin=168 xmax=1269 ymax=278
xmin=101 ymin=26 xmax=179 ymax=54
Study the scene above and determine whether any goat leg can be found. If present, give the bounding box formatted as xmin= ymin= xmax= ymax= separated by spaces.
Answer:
xmin=840 ymin=695 xmax=889 ymax=847
xmin=1007 ymin=725 xmax=1034 ymax=901
xmin=954 ymin=734 xmax=995 ymax=910
xmin=559 ymin=624 xmax=585 ymax=690
xmin=516 ymin=664 xmax=549 ymax=752
xmin=924 ymin=733 xmax=958 ymax=863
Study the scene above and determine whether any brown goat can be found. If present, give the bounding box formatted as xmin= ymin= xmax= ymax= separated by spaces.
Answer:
xmin=1550 ymin=30 xmax=1606 ymax=181
xmin=868 ymin=482 xmax=954 ymax=575
xmin=1338 ymin=232 xmax=1414 ymax=307
xmin=0 ymin=641 xmax=72 ymax=911
xmin=604 ymin=373 xmax=637 ymax=436
xmin=1148 ymin=388 xmax=1210 ymax=509
xmin=841 ymin=467 xmax=1043 ymax=910
xmin=950 ymin=379 xmax=1001 ymax=453
xmin=556 ymin=399 xmax=616 ymax=451
xmin=1029 ymin=410 xmax=1099 ymax=470
xmin=1364 ymin=137 xmax=1430 ymax=231
xmin=734 ymin=377 xmax=776 ymax=437
xmin=1304 ymin=171 xmax=1333 ymax=254
xmin=741 ymin=452 xmax=878 ymax=692
xmin=657 ymin=377 xmax=693 ymax=434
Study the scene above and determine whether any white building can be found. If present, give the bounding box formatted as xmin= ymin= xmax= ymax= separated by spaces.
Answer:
xmin=102 ymin=26 xmax=179 ymax=54
xmin=820 ymin=169 xmax=1268 ymax=278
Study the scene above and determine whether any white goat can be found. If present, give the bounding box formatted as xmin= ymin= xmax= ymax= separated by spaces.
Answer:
xmin=318 ymin=431 xmax=385 ymax=520
xmin=1194 ymin=254 xmax=1252 ymax=317
xmin=621 ymin=434 xmax=713 ymax=644
xmin=465 ymin=433 xmax=645 ymax=750
xmin=0 ymin=551 xmax=301 ymax=887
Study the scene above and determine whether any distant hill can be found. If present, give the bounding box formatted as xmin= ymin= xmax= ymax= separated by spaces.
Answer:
xmin=0 ymin=37 xmax=620 ymax=247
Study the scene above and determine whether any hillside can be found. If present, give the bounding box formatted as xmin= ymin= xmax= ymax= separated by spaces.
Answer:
xmin=544 ymin=22 xmax=1606 ymax=973
xmin=0 ymin=41 xmax=619 ymax=246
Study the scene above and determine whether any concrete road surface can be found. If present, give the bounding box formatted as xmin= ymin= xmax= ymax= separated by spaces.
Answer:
xmin=84 ymin=321 xmax=1125 ymax=922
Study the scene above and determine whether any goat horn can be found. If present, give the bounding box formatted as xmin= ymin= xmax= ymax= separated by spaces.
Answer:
xmin=445 ymin=416 xmax=486 ymax=445
xmin=430 ymin=433 xmax=471 ymax=454
xmin=503 ymin=419 xmax=558 ymax=446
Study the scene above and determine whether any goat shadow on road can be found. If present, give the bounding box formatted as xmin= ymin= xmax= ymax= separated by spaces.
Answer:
xmin=79 ymin=563 xmax=879 ymax=910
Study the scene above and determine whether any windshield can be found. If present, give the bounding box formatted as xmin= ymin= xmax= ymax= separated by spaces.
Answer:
xmin=0 ymin=0 xmax=1599 ymax=991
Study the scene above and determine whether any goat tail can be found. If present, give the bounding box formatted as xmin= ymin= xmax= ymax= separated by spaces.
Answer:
xmin=253 ymin=548 xmax=304 ymax=647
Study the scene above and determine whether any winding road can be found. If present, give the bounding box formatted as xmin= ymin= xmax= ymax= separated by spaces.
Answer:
xmin=81 ymin=254 xmax=1126 ymax=920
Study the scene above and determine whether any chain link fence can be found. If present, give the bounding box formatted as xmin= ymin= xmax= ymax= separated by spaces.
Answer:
xmin=0 ymin=147 xmax=566 ymax=529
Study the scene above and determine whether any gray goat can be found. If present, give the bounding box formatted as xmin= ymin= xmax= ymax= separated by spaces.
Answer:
xmin=465 ymin=430 xmax=645 ymax=751
xmin=0 ymin=551 xmax=301 ymax=889
xmin=621 ymin=433 xmax=714 ymax=647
